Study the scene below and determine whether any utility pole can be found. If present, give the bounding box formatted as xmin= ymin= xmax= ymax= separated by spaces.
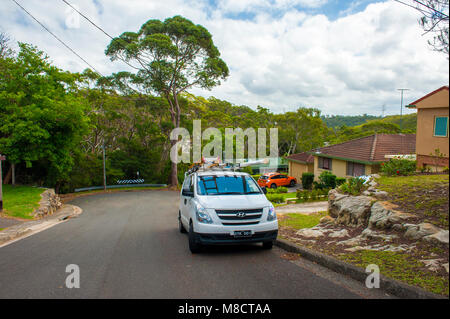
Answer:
xmin=0 ymin=154 xmax=5 ymax=212
xmin=397 ymin=89 xmax=409 ymax=131
xmin=102 ymin=143 xmax=106 ymax=191
xmin=381 ymin=104 xmax=386 ymax=117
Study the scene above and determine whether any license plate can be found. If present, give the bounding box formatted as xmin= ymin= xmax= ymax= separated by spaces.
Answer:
xmin=233 ymin=230 xmax=252 ymax=237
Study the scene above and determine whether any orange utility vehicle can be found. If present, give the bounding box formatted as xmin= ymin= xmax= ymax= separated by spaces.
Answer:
xmin=257 ymin=172 xmax=297 ymax=189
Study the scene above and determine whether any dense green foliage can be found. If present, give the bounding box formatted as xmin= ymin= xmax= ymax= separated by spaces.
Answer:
xmin=380 ymin=158 xmax=417 ymax=176
xmin=339 ymin=177 xmax=366 ymax=195
xmin=314 ymin=171 xmax=337 ymax=189
xmin=301 ymin=172 xmax=315 ymax=190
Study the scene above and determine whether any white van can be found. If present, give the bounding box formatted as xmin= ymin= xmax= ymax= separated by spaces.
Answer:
xmin=178 ymin=170 xmax=278 ymax=253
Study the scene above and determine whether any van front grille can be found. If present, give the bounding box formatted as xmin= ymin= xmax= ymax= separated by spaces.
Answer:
xmin=215 ymin=208 xmax=263 ymax=225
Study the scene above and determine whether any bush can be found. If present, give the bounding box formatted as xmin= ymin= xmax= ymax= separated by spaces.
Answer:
xmin=340 ymin=177 xmax=366 ymax=195
xmin=381 ymin=158 xmax=416 ymax=176
xmin=318 ymin=171 xmax=337 ymax=189
xmin=266 ymin=194 xmax=285 ymax=204
xmin=336 ymin=177 xmax=346 ymax=186
xmin=267 ymin=187 xmax=287 ymax=194
xmin=301 ymin=172 xmax=314 ymax=190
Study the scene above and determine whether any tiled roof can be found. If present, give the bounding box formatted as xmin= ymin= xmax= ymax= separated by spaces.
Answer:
xmin=311 ymin=134 xmax=416 ymax=163
xmin=285 ymin=151 xmax=314 ymax=164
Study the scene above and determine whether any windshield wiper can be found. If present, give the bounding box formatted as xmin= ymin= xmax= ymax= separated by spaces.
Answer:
xmin=245 ymin=191 xmax=262 ymax=194
xmin=218 ymin=192 xmax=244 ymax=195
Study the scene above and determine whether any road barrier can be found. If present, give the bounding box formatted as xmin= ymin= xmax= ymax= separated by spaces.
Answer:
xmin=74 ymin=184 xmax=167 ymax=192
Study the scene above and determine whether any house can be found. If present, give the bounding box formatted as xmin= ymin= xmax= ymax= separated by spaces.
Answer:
xmin=285 ymin=152 xmax=314 ymax=181
xmin=406 ymin=86 xmax=449 ymax=170
xmin=293 ymin=134 xmax=416 ymax=180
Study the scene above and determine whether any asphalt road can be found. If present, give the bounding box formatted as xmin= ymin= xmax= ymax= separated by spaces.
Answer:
xmin=0 ymin=190 xmax=392 ymax=299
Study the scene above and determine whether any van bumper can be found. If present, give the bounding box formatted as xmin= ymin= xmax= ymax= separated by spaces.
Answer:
xmin=194 ymin=230 xmax=278 ymax=245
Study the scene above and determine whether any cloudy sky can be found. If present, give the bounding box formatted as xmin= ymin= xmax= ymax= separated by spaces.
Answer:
xmin=1 ymin=0 xmax=448 ymax=115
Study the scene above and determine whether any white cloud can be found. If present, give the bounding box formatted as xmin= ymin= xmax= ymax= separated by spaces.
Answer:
xmin=1 ymin=0 xmax=448 ymax=115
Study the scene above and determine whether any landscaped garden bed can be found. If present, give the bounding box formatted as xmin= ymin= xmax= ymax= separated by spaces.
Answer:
xmin=277 ymin=173 xmax=449 ymax=296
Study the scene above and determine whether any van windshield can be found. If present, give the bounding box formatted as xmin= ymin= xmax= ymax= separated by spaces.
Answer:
xmin=197 ymin=175 xmax=262 ymax=195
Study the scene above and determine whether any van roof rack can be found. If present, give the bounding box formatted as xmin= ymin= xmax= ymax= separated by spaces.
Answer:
xmin=185 ymin=157 xmax=268 ymax=176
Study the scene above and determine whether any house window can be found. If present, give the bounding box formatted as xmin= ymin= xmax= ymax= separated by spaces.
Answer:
xmin=347 ymin=162 xmax=365 ymax=177
xmin=434 ymin=116 xmax=448 ymax=137
xmin=318 ymin=157 xmax=332 ymax=170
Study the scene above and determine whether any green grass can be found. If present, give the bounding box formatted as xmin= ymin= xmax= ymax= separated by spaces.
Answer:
xmin=339 ymin=250 xmax=449 ymax=296
xmin=377 ymin=174 xmax=449 ymax=229
xmin=2 ymin=185 xmax=44 ymax=219
xmin=278 ymin=211 xmax=328 ymax=230
xmin=377 ymin=174 xmax=449 ymax=191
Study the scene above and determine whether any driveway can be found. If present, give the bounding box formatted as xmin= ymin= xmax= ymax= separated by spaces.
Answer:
xmin=275 ymin=201 xmax=329 ymax=215
xmin=0 ymin=190 xmax=391 ymax=298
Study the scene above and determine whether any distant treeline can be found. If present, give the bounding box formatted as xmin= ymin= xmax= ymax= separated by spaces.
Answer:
xmin=322 ymin=113 xmax=417 ymax=131
xmin=321 ymin=114 xmax=382 ymax=128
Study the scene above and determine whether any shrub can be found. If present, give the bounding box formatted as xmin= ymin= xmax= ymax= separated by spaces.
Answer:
xmin=336 ymin=177 xmax=346 ymax=186
xmin=276 ymin=186 xmax=288 ymax=193
xmin=381 ymin=158 xmax=416 ymax=176
xmin=266 ymin=194 xmax=285 ymax=204
xmin=319 ymin=171 xmax=337 ymax=189
xmin=310 ymin=190 xmax=318 ymax=200
xmin=251 ymin=174 xmax=261 ymax=180
xmin=340 ymin=177 xmax=366 ymax=195
xmin=301 ymin=172 xmax=314 ymax=190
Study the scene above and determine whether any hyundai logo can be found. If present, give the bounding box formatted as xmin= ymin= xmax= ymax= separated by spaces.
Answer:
xmin=236 ymin=212 xmax=247 ymax=218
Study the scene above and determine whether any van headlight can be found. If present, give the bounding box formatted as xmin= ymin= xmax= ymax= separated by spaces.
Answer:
xmin=196 ymin=205 xmax=213 ymax=224
xmin=267 ymin=205 xmax=277 ymax=221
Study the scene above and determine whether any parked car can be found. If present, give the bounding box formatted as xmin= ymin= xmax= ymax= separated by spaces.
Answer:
xmin=257 ymin=172 xmax=296 ymax=189
xmin=179 ymin=170 xmax=278 ymax=253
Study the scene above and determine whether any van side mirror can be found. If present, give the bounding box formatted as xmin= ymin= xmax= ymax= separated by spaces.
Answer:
xmin=182 ymin=189 xmax=194 ymax=197
xmin=262 ymin=187 xmax=267 ymax=194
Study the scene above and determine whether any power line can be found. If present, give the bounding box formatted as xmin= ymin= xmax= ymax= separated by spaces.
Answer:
xmin=413 ymin=0 xmax=449 ymax=18
xmin=60 ymin=0 xmax=140 ymax=70
xmin=10 ymin=0 xmax=103 ymax=76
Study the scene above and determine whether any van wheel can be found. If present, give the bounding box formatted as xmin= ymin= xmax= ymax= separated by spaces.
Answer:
xmin=179 ymin=212 xmax=186 ymax=233
xmin=262 ymin=241 xmax=273 ymax=249
xmin=270 ymin=183 xmax=277 ymax=189
xmin=290 ymin=180 xmax=296 ymax=187
xmin=188 ymin=222 xmax=201 ymax=253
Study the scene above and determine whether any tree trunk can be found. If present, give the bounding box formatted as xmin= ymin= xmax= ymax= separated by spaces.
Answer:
xmin=3 ymin=165 xmax=11 ymax=184
xmin=11 ymin=163 xmax=15 ymax=185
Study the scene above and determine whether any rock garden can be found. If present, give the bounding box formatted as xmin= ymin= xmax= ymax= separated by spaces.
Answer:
xmin=278 ymin=172 xmax=449 ymax=296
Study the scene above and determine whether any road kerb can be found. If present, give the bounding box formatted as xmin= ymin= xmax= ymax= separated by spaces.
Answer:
xmin=0 ymin=204 xmax=82 ymax=247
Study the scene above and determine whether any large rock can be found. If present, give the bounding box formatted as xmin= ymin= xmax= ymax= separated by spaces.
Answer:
xmin=296 ymin=227 xmax=327 ymax=238
xmin=328 ymin=191 xmax=373 ymax=227
xmin=328 ymin=189 xmax=348 ymax=218
xmin=404 ymin=223 xmax=441 ymax=240
xmin=369 ymin=201 xmax=415 ymax=230
xmin=423 ymin=230 xmax=449 ymax=245
xmin=319 ymin=215 xmax=335 ymax=224
xmin=361 ymin=228 xmax=398 ymax=242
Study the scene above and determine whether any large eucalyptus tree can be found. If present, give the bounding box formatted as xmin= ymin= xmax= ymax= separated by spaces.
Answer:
xmin=105 ymin=16 xmax=229 ymax=186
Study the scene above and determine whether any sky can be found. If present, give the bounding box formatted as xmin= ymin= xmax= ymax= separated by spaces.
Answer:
xmin=1 ymin=0 xmax=448 ymax=116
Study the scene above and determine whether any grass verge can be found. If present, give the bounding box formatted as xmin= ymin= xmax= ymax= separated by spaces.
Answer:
xmin=338 ymin=249 xmax=449 ymax=296
xmin=278 ymin=211 xmax=328 ymax=230
xmin=1 ymin=185 xmax=44 ymax=219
